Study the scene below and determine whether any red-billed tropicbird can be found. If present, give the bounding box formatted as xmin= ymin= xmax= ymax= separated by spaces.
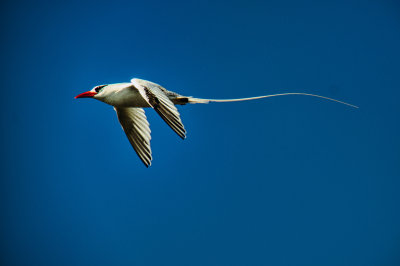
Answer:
xmin=75 ymin=78 xmax=358 ymax=167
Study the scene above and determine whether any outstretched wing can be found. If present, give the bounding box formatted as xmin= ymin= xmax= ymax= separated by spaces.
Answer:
xmin=131 ymin=78 xmax=186 ymax=139
xmin=114 ymin=107 xmax=152 ymax=167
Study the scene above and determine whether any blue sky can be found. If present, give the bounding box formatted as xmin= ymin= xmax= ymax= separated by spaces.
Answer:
xmin=1 ymin=0 xmax=400 ymax=265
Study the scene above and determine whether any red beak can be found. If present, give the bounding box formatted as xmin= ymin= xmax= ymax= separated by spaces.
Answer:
xmin=75 ymin=91 xmax=97 ymax=99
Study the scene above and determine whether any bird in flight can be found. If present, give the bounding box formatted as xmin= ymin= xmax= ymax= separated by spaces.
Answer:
xmin=75 ymin=78 xmax=358 ymax=167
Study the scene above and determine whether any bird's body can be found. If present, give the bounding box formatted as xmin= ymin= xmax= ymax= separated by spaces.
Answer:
xmin=75 ymin=78 xmax=357 ymax=167
xmin=94 ymin=82 xmax=152 ymax=107
xmin=94 ymin=83 xmax=150 ymax=107
xmin=95 ymin=80 xmax=192 ymax=108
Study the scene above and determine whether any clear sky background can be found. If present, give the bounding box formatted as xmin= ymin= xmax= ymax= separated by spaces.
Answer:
xmin=1 ymin=0 xmax=400 ymax=265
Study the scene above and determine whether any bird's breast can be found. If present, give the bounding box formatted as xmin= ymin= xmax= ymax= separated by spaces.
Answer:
xmin=102 ymin=87 xmax=152 ymax=108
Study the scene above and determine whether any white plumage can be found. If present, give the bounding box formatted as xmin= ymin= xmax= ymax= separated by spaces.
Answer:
xmin=75 ymin=78 xmax=358 ymax=167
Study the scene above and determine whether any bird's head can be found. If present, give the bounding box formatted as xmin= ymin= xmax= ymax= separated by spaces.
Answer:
xmin=75 ymin=85 xmax=108 ymax=99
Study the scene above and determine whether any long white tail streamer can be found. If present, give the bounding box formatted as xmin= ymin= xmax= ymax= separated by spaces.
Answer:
xmin=190 ymin=93 xmax=358 ymax=108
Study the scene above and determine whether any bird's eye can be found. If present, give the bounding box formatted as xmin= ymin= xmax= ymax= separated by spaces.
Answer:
xmin=94 ymin=85 xmax=107 ymax=93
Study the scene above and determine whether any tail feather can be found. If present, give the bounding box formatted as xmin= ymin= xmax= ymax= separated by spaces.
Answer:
xmin=187 ymin=97 xmax=210 ymax=104
xmin=184 ymin=93 xmax=358 ymax=109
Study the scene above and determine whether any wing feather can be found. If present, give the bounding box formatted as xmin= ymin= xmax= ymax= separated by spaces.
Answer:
xmin=114 ymin=107 xmax=152 ymax=167
xmin=131 ymin=79 xmax=186 ymax=139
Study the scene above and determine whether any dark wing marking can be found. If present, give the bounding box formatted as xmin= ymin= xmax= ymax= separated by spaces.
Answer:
xmin=114 ymin=107 xmax=152 ymax=167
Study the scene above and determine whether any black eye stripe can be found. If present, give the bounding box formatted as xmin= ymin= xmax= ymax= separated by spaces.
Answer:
xmin=94 ymin=85 xmax=107 ymax=93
